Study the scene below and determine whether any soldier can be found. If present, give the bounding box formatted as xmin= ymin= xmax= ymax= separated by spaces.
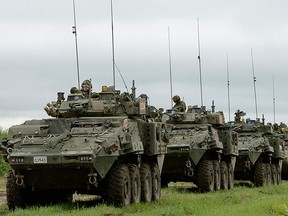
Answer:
xmin=81 ymin=79 xmax=92 ymax=98
xmin=70 ymin=80 xmax=98 ymax=98
xmin=172 ymin=95 xmax=186 ymax=112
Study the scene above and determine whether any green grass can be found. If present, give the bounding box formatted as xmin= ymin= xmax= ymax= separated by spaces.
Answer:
xmin=1 ymin=179 xmax=288 ymax=216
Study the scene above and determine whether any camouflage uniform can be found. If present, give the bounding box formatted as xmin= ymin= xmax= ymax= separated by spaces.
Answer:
xmin=172 ymin=95 xmax=186 ymax=112
xmin=70 ymin=80 xmax=98 ymax=99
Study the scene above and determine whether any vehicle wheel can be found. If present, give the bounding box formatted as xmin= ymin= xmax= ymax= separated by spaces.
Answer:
xmin=253 ymin=162 xmax=266 ymax=187
xmin=6 ymin=170 xmax=25 ymax=210
xmin=276 ymin=164 xmax=282 ymax=185
xmin=266 ymin=164 xmax=272 ymax=186
xmin=213 ymin=161 xmax=221 ymax=191
xmin=140 ymin=163 xmax=152 ymax=203
xmin=271 ymin=164 xmax=277 ymax=185
xmin=150 ymin=163 xmax=161 ymax=201
xmin=127 ymin=164 xmax=141 ymax=204
xmin=197 ymin=160 xmax=214 ymax=192
xmin=227 ymin=162 xmax=234 ymax=190
xmin=220 ymin=161 xmax=228 ymax=190
xmin=107 ymin=164 xmax=131 ymax=206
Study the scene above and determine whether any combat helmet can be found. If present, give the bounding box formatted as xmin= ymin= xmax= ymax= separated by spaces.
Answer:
xmin=82 ymin=79 xmax=92 ymax=89
xmin=172 ymin=95 xmax=180 ymax=102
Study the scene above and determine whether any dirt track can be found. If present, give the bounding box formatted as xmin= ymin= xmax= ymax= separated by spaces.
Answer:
xmin=0 ymin=189 xmax=6 ymax=205
xmin=0 ymin=177 xmax=7 ymax=206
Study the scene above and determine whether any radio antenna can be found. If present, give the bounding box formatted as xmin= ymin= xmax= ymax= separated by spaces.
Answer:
xmin=110 ymin=0 xmax=116 ymax=91
xmin=72 ymin=0 xmax=80 ymax=90
xmin=197 ymin=18 xmax=204 ymax=106
xmin=272 ymin=74 xmax=276 ymax=124
xmin=226 ymin=53 xmax=231 ymax=122
xmin=115 ymin=63 xmax=129 ymax=93
xmin=251 ymin=48 xmax=258 ymax=119
xmin=168 ymin=26 xmax=173 ymax=108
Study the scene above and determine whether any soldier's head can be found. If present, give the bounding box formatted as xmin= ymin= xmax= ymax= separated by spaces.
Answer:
xmin=172 ymin=95 xmax=180 ymax=103
xmin=81 ymin=80 xmax=92 ymax=92
xmin=70 ymin=87 xmax=78 ymax=94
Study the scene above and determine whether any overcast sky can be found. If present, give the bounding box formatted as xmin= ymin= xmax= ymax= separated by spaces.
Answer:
xmin=1 ymin=0 xmax=288 ymax=129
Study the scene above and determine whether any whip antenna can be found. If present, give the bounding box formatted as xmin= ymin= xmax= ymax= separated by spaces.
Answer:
xmin=226 ymin=53 xmax=231 ymax=122
xmin=273 ymin=74 xmax=276 ymax=124
xmin=72 ymin=0 xmax=80 ymax=90
xmin=115 ymin=63 xmax=129 ymax=93
xmin=251 ymin=48 xmax=258 ymax=119
xmin=168 ymin=27 xmax=173 ymax=108
xmin=110 ymin=0 xmax=116 ymax=91
xmin=197 ymin=18 xmax=204 ymax=106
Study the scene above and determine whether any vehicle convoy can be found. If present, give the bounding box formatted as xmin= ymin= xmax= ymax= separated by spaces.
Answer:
xmin=232 ymin=110 xmax=285 ymax=186
xmin=161 ymin=104 xmax=238 ymax=192
xmin=0 ymin=81 xmax=168 ymax=209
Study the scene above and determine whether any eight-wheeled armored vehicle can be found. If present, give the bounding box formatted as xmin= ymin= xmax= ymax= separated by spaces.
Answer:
xmin=1 ymin=82 xmax=168 ymax=209
xmin=161 ymin=105 xmax=238 ymax=192
xmin=232 ymin=110 xmax=285 ymax=186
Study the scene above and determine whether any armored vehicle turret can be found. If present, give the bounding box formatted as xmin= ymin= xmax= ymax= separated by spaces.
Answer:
xmin=233 ymin=110 xmax=285 ymax=186
xmin=161 ymin=105 xmax=238 ymax=192
xmin=1 ymin=81 xmax=168 ymax=209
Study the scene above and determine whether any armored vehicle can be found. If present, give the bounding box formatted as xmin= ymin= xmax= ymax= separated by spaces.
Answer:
xmin=233 ymin=110 xmax=285 ymax=186
xmin=1 ymin=81 xmax=168 ymax=209
xmin=272 ymin=123 xmax=288 ymax=180
xmin=161 ymin=105 xmax=238 ymax=192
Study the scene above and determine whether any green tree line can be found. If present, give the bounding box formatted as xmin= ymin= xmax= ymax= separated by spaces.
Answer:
xmin=0 ymin=128 xmax=10 ymax=176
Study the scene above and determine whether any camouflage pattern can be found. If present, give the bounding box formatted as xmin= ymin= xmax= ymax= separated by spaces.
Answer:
xmin=69 ymin=79 xmax=98 ymax=99
xmin=233 ymin=110 xmax=285 ymax=186
xmin=161 ymin=105 xmax=238 ymax=192
xmin=1 ymin=81 xmax=168 ymax=208
xmin=172 ymin=95 xmax=186 ymax=112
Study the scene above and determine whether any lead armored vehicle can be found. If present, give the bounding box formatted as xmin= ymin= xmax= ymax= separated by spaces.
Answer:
xmin=161 ymin=105 xmax=238 ymax=192
xmin=232 ymin=110 xmax=285 ymax=186
xmin=1 ymin=81 xmax=168 ymax=209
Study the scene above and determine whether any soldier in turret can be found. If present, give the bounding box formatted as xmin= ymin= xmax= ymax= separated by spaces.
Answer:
xmin=172 ymin=95 xmax=186 ymax=112
xmin=70 ymin=79 xmax=98 ymax=98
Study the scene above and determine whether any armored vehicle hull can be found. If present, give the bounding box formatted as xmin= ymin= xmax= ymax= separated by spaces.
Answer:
xmin=162 ymin=108 xmax=238 ymax=192
xmin=233 ymin=113 xmax=284 ymax=186
xmin=1 ymin=84 xmax=168 ymax=209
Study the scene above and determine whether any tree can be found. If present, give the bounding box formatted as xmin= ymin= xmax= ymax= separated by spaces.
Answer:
xmin=0 ymin=128 xmax=9 ymax=176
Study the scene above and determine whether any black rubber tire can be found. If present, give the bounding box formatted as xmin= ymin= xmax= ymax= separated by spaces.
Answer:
xmin=127 ymin=164 xmax=141 ymax=204
xmin=227 ymin=162 xmax=234 ymax=190
xmin=6 ymin=169 xmax=25 ymax=210
xmin=271 ymin=164 xmax=277 ymax=185
xmin=197 ymin=160 xmax=214 ymax=192
xmin=276 ymin=164 xmax=282 ymax=185
xmin=266 ymin=163 xmax=272 ymax=186
xmin=150 ymin=163 xmax=161 ymax=201
xmin=220 ymin=161 xmax=228 ymax=190
xmin=253 ymin=162 xmax=266 ymax=187
xmin=140 ymin=163 xmax=152 ymax=203
xmin=106 ymin=164 xmax=131 ymax=206
xmin=213 ymin=160 xmax=221 ymax=191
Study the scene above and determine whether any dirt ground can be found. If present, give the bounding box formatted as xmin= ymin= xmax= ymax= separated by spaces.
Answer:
xmin=0 ymin=177 xmax=7 ymax=206
xmin=0 ymin=189 xmax=6 ymax=205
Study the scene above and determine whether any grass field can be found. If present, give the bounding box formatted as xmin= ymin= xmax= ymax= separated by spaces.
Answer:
xmin=1 ymin=178 xmax=288 ymax=216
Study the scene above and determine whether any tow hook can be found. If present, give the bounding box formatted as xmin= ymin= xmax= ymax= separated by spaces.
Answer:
xmin=245 ymin=161 xmax=251 ymax=170
xmin=88 ymin=173 xmax=98 ymax=187
xmin=15 ymin=175 xmax=24 ymax=186
xmin=185 ymin=160 xmax=194 ymax=177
